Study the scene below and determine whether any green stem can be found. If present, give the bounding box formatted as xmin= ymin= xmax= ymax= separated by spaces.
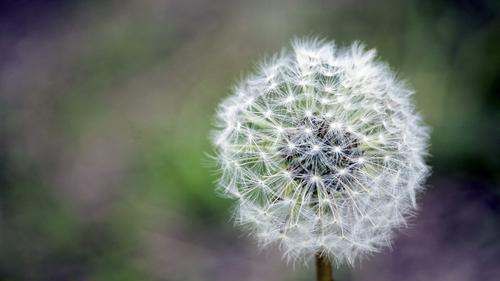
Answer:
xmin=315 ymin=252 xmax=334 ymax=281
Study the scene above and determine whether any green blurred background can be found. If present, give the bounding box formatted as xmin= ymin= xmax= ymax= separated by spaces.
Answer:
xmin=0 ymin=0 xmax=498 ymax=280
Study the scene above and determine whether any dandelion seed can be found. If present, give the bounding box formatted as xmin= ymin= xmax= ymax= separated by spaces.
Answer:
xmin=212 ymin=38 xmax=430 ymax=268
xmin=311 ymin=144 xmax=321 ymax=153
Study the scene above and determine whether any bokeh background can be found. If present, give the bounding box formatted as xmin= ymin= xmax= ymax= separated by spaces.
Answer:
xmin=1 ymin=0 xmax=499 ymax=280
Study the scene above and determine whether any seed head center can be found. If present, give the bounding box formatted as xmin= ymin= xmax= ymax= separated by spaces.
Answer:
xmin=280 ymin=116 xmax=363 ymax=192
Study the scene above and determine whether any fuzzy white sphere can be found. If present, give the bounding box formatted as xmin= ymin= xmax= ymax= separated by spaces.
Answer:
xmin=212 ymin=39 xmax=430 ymax=265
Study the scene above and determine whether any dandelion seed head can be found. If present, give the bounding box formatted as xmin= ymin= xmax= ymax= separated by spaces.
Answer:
xmin=212 ymin=38 xmax=430 ymax=264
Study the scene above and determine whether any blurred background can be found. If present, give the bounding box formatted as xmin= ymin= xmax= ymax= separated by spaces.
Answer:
xmin=0 ymin=0 xmax=499 ymax=280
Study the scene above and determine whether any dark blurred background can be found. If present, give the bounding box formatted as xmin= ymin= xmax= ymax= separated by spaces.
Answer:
xmin=0 ymin=0 xmax=499 ymax=280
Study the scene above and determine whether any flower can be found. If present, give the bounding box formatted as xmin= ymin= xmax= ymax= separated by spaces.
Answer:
xmin=212 ymin=38 xmax=430 ymax=265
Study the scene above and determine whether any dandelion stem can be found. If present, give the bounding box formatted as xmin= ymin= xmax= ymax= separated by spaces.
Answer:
xmin=315 ymin=252 xmax=334 ymax=281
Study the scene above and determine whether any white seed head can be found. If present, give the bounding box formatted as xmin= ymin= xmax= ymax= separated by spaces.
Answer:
xmin=212 ymin=38 xmax=430 ymax=265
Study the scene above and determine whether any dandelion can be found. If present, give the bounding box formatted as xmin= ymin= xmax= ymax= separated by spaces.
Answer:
xmin=212 ymin=38 xmax=430 ymax=280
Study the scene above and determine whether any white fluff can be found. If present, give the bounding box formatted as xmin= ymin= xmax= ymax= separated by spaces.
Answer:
xmin=212 ymin=38 xmax=430 ymax=265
